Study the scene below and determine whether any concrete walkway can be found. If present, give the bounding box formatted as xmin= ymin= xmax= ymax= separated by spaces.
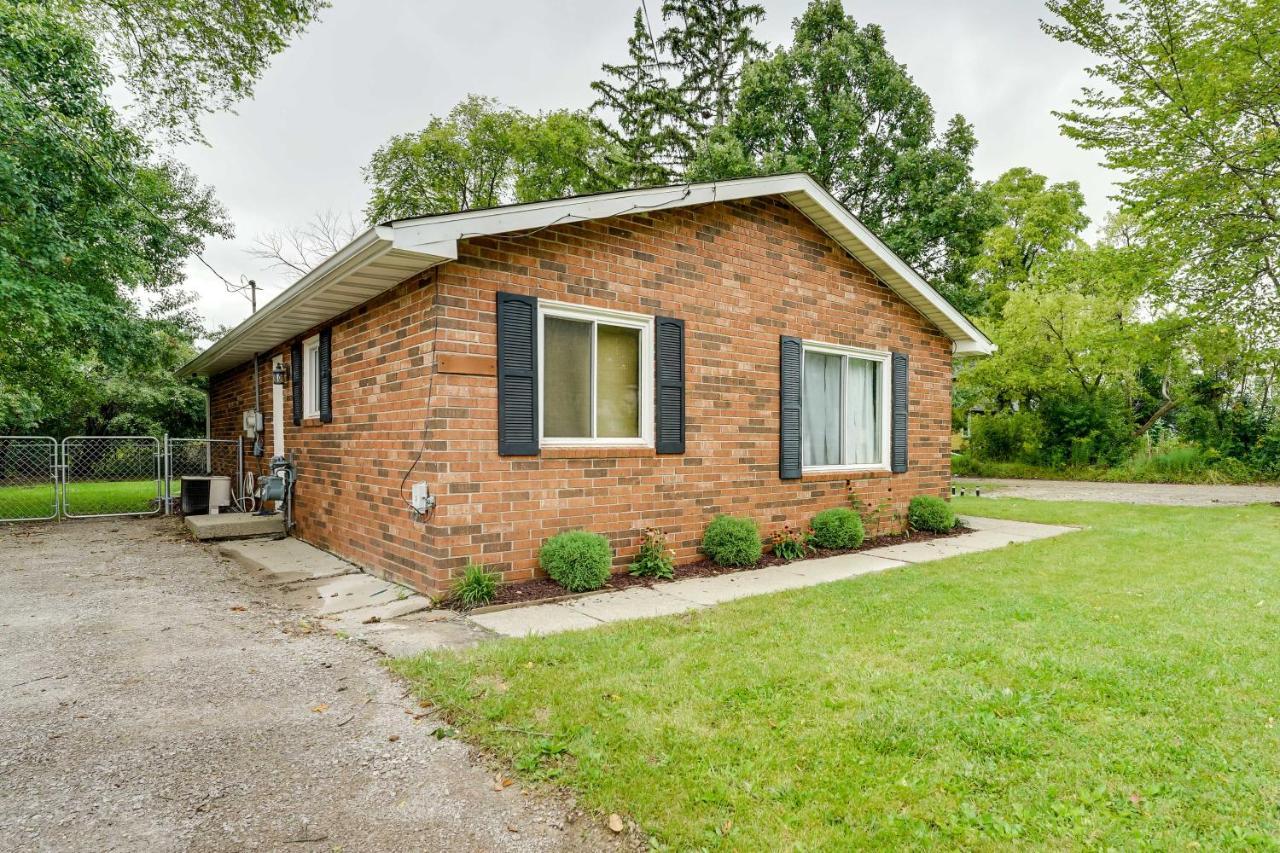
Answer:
xmin=470 ymin=516 xmax=1075 ymax=638
xmin=221 ymin=516 xmax=1074 ymax=648
xmin=955 ymin=477 xmax=1280 ymax=507
xmin=217 ymin=538 xmax=489 ymax=655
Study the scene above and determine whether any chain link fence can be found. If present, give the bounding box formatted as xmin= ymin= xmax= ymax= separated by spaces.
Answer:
xmin=164 ymin=437 xmax=245 ymax=513
xmin=61 ymin=436 xmax=162 ymax=518
xmin=0 ymin=437 xmax=59 ymax=522
xmin=0 ymin=435 xmax=248 ymax=522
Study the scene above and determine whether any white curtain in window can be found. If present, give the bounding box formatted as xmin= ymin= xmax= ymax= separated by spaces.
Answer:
xmin=803 ymin=351 xmax=842 ymax=466
xmin=845 ymin=358 xmax=880 ymax=464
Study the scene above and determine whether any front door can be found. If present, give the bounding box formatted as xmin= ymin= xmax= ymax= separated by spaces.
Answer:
xmin=271 ymin=356 xmax=285 ymax=459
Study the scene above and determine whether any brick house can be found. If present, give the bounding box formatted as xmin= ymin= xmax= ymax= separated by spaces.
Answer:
xmin=181 ymin=174 xmax=994 ymax=596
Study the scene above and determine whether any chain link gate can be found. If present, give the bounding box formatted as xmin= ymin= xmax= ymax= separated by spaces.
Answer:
xmin=0 ymin=437 xmax=59 ymax=522
xmin=0 ymin=435 xmax=248 ymax=522
xmin=60 ymin=436 xmax=163 ymax=518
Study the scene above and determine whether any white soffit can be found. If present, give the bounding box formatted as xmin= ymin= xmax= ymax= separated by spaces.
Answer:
xmin=179 ymin=173 xmax=993 ymax=377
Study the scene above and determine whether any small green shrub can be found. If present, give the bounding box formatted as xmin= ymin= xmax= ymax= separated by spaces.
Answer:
xmin=769 ymin=524 xmax=813 ymax=562
xmin=909 ymin=495 xmax=956 ymax=532
xmin=630 ymin=527 xmax=675 ymax=579
xmin=451 ymin=563 xmax=500 ymax=607
xmin=540 ymin=530 xmax=613 ymax=592
xmin=701 ymin=515 xmax=762 ymax=566
xmin=810 ymin=507 xmax=865 ymax=549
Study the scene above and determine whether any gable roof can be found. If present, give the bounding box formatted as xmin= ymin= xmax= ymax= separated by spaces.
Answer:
xmin=179 ymin=173 xmax=993 ymax=377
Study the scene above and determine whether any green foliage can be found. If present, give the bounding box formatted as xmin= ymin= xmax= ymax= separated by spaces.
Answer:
xmin=1044 ymin=0 xmax=1280 ymax=337
xmin=690 ymin=0 xmax=999 ymax=294
xmin=908 ymin=495 xmax=956 ymax=533
xmin=629 ymin=527 xmax=675 ymax=579
xmin=451 ymin=563 xmax=500 ymax=608
xmin=700 ymin=515 xmax=761 ymax=566
xmin=364 ymin=96 xmax=620 ymax=221
xmin=69 ymin=0 xmax=327 ymax=144
xmin=590 ymin=10 xmax=686 ymax=186
xmin=768 ymin=524 xmax=812 ymax=562
xmin=809 ymin=507 xmax=865 ymax=550
xmin=0 ymin=1 xmax=226 ymax=436
xmin=540 ymin=530 xmax=613 ymax=592
xmin=968 ymin=412 xmax=1042 ymax=464
xmin=967 ymin=167 xmax=1090 ymax=317
xmin=658 ymin=0 xmax=766 ymax=133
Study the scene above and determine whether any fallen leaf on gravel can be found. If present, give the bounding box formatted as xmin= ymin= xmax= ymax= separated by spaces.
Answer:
xmin=311 ymin=704 xmax=329 ymax=713
xmin=229 ymin=606 xmax=246 ymax=612
xmin=388 ymin=734 xmax=399 ymax=742
xmin=507 ymin=825 xmax=520 ymax=833
xmin=362 ymin=615 xmax=381 ymax=624
xmin=418 ymin=699 xmax=433 ymax=709
xmin=493 ymin=774 xmax=513 ymax=791
xmin=608 ymin=814 xmax=624 ymax=833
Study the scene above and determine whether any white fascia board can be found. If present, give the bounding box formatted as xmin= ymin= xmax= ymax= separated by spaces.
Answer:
xmin=776 ymin=176 xmax=996 ymax=354
xmin=179 ymin=226 xmax=456 ymax=377
xmin=385 ymin=173 xmax=994 ymax=354
xmin=182 ymin=172 xmax=992 ymax=378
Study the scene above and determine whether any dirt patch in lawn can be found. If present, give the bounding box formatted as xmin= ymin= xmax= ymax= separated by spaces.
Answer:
xmin=466 ymin=525 xmax=971 ymax=610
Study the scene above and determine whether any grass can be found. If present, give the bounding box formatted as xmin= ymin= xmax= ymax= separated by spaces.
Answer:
xmin=952 ymin=453 xmax=1275 ymax=486
xmin=0 ymin=479 xmax=162 ymax=519
xmin=394 ymin=498 xmax=1280 ymax=848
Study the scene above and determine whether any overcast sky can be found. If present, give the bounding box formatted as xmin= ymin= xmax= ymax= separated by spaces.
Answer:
xmin=171 ymin=0 xmax=1115 ymax=334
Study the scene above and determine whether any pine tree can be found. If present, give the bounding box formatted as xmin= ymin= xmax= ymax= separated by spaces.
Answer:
xmin=659 ymin=0 xmax=766 ymax=133
xmin=590 ymin=8 xmax=686 ymax=186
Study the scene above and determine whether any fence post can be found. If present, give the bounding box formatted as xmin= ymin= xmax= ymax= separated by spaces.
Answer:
xmin=163 ymin=433 xmax=170 ymax=515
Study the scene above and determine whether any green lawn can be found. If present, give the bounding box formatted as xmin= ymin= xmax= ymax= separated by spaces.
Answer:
xmin=0 ymin=479 xmax=162 ymax=519
xmin=394 ymin=498 xmax=1280 ymax=849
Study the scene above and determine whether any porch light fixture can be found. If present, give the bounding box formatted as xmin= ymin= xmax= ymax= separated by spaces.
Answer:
xmin=272 ymin=361 xmax=289 ymax=387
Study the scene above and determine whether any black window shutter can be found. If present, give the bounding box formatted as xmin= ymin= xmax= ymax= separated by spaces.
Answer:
xmin=318 ymin=327 xmax=333 ymax=423
xmin=291 ymin=340 xmax=303 ymax=426
xmin=779 ymin=336 xmax=803 ymax=480
xmin=654 ymin=316 xmax=685 ymax=454
xmin=496 ymin=291 xmax=539 ymax=456
xmin=891 ymin=351 xmax=909 ymax=473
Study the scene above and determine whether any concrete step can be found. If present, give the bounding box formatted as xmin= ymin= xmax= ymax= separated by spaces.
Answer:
xmin=185 ymin=512 xmax=285 ymax=541
xmin=218 ymin=537 xmax=357 ymax=586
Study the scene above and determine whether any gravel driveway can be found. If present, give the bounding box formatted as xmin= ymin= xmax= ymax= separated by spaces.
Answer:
xmin=0 ymin=519 xmax=619 ymax=852
xmin=955 ymin=477 xmax=1280 ymax=507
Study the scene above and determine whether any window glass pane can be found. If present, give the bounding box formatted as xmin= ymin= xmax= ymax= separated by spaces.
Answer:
xmin=802 ymin=351 xmax=842 ymax=466
xmin=845 ymin=358 xmax=881 ymax=464
xmin=596 ymin=323 xmax=640 ymax=438
xmin=543 ymin=317 xmax=592 ymax=437
xmin=306 ymin=344 xmax=320 ymax=414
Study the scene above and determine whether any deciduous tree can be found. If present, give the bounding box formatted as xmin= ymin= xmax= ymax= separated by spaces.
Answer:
xmin=364 ymin=97 xmax=619 ymax=222
xmin=1044 ymin=0 xmax=1280 ymax=340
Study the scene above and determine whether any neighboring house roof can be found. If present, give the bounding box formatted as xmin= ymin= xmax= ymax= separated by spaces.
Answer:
xmin=179 ymin=173 xmax=994 ymax=377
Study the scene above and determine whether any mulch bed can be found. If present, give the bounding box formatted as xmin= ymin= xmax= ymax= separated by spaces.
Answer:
xmin=467 ymin=524 xmax=972 ymax=611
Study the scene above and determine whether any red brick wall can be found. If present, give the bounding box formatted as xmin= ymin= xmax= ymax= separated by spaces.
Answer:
xmin=208 ymin=196 xmax=954 ymax=595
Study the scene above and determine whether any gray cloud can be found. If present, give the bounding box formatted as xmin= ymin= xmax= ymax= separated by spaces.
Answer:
xmin=171 ymin=0 xmax=1116 ymax=332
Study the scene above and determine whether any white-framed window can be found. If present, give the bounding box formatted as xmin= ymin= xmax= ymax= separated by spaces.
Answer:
xmin=537 ymin=301 xmax=653 ymax=447
xmin=801 ymin=341 xmax=890 ymax=471
xmin=302 ymin=334 xmax=320 ymax=419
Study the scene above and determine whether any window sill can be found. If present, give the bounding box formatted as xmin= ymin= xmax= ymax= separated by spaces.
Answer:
xmin=541 ymin=446 xmax=656 ymax=459
xmin=801 ymin=467 xmax=891 ymax=482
